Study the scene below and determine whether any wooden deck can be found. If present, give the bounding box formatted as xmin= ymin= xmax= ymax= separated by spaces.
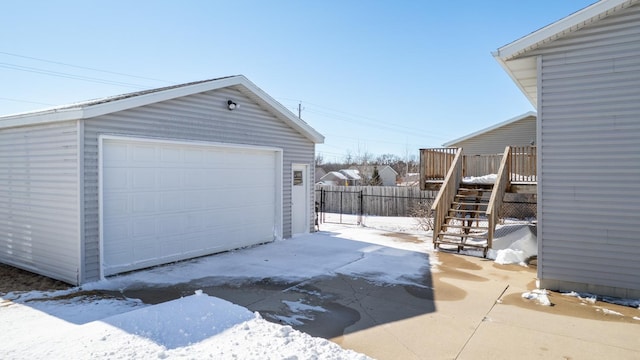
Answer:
xmin=420 ymin=146 xmax=536 ymax=256
xmin=419 ymin=146 xmax=537 ymax=192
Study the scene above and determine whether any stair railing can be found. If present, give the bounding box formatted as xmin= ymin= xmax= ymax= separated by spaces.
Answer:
xmin=431 ymin=148 xmax=463 ymax=243
xmin=486 ymin=146 xmax=511 ymax=249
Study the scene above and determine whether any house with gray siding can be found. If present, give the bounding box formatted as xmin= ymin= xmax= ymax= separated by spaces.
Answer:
xmin=495 ymin=0 xmax=640 ymax=298
xmin=0 ymin=75 xmax=324 ymax=285
xmin=443 ymin=112 xmax=537 ymax=155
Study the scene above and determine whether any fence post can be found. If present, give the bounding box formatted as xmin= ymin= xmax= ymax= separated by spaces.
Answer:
xmin=339 ymin=190 xmax=343 ymax=224
xmin=358 ymin=190 xmax=363 ymax=225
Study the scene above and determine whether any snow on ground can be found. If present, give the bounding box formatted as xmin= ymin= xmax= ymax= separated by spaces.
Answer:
xmin=6 ymin=215 xmax=633 ymax=359
xmin=1 ymin=216 xmax=433 ymax=360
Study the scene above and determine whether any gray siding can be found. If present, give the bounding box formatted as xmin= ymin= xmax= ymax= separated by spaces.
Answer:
xmin=535 ymin=4 xmax=640 ymax=297
xmin=82 ymin=88 xmax=314 ymax=282
xmin=449 ymin=116 xmax=536 ymax=155
xmin=0 ymin=121 xmax=81 ymax=284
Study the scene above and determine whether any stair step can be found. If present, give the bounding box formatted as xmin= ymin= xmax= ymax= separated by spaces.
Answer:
xmin=458 ymin=183 xmax=494 ymax=191
xmin=454 ymin=195 xmax=489 ymax=200
xmin=438 ymin=232 xmax=488 ymax=239
xmin=441 ymin=224 xmax=489 ymax=231
xmin=451 ymin=201 xmax=489 ymax=206
xmin=445 ymin=216 xmax=487 ymax=222
xmin=448 ymin=209 xmax=486 ymax=214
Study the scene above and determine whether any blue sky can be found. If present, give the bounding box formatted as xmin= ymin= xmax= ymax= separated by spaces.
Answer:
xmin=1 ymin=0 xmax=596 ymax=162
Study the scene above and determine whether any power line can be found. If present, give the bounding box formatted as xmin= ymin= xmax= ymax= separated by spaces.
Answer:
xmin=0 ymin=51 xmax=172 ymax=84
xmin=0 ymin=62 xmax=150 ymax=89
xmin=277 ymin=96 xmax=452 ymax=140
xmin=0 ymin=97 xmax=55 ymax=106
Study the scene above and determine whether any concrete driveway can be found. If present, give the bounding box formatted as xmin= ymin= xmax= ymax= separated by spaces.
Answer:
xmin=114 ymin=223 xmax=640 ymax=360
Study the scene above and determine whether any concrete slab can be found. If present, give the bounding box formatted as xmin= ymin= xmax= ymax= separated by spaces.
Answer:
xmin=117 ymin=235 xmax=639 ymax=360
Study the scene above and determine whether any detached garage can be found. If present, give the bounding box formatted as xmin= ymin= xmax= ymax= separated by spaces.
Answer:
xmin=0 ymin=75 xmax=324 ymax=285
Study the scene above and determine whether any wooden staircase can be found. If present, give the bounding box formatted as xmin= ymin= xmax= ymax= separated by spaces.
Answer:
xmin=427 ymin=146 xmax=514 ymax=257
xmin=435 ymin=184 xmax=492 ymax=256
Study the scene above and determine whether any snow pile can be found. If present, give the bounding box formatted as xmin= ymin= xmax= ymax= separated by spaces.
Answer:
xmin=522 ymin=289 xmax=552 ymax=306
xmin=462 ymin=173 xmax=497 ymax=184
xmin=1 ymin=291 xmax=371 ymax=359
xmin=486 ymin=224 xmax=537 ymax=266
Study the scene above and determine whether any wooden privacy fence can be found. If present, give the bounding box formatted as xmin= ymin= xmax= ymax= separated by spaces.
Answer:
xmin=315 ymin=185 xmax=437 ymax=217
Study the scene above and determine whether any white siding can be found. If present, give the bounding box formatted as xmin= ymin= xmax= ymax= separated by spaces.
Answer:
xmin=0 ymin=121 xmax=80 ymax=284
xmin=449 ymin=116 xmax=537 ymax=155
xmin=82 ymin=87 xmax=314 ymax=282
xmin=536 ymin=4 xmax=640 ymax=297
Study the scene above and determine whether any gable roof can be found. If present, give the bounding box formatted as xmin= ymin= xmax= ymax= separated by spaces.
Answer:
xmin=443 ymin=111 xmax=536 ymax=147
xmin=493 ymin=0 xmax=639 ymax=107
xmin=349 ymin=164 xmax=398 ymax=176
xmin=0 ymin=75 xmax=324 ymax=144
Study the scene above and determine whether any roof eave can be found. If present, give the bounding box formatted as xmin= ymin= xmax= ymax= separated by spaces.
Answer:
xmin=492 ymin=53 xmax=538 ymax=108
xmin=496 ymin=0 xmax=636 ymax=61
xmin=0 ymin=75 xmax=324 ymax=144
xmin=493 ymin=0 xmax=639 ymax=108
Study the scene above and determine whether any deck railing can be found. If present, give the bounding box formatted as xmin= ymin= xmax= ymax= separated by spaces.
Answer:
xmin=486 ymin=146 xmax=511 ymax=249
xmin=419 ymin=148 xmax=457 ymax=189
xmin=430 ymin=148 xmax=463 ymax=243
xmin=463 ymin=154 xmax=502 ymax=177
xmin=510 ymin=146 xmax=537 ymax=183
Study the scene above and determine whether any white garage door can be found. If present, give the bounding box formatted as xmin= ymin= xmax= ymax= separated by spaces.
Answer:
xmin=101 ymin=138 xmax=279 ymax=276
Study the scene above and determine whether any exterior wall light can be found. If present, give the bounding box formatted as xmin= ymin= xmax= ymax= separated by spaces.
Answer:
xmin=227 ymin=100 xmax=238 ymax=110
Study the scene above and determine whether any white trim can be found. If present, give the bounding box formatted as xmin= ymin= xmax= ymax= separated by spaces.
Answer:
xmin=291 ymin=163 xmax=310 ymax=235
xmin=98 ymin=135 xmax=105 ymax=280
xmin=495 ymin=0 xmax=636 ymax=60
xmin=443 ymin=111 xmax=537 ymax=147
xmin=493 ymin=0 xmax=639 ymax=107
xmin=76 ymin=120 xmax=85 ymax=285
xmin=0 ymin=75 xmax=325 ymax=144
xmin=535 ymin=55 xmax=544 ymax=284
xmin=97 ymin=134 xmax=284 ymax=279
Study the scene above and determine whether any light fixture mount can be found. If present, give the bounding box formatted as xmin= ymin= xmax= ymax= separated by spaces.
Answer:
xmin=227 ymin=100 xmax=238 ymax=110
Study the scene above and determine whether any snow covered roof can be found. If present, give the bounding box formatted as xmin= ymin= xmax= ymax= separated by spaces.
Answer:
xmin=443 ymin=111 xmax=536 ymax=147
xmin=320 ymin=171 xmax=349 ymax=181
xmin=493 ymin=0 xmax=639 ymax=106
xmin=339 ymin=169 xmax=361 ymax=180
xmin=0 ymin=75 xmax=324 ymax=144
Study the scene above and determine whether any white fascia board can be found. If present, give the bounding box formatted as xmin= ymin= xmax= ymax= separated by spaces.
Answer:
xmin=0 ymin=77 xmax=242 ymax=129
xmin=236 ymin=77 xmax=325 ymax=144
xmin=82 ymin=76 xmax=244 ymax=119
xmin=443 ymin=111 xmax=537 ymax=147
xmin=0 ymin=75 xmax=325 ymax=144
xmin=0 ymin=107 xmax=85 ymax=128
xmin=495 ymin=0 xmax=635 ymax=61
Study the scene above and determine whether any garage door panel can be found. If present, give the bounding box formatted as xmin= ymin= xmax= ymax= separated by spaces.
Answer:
xmin=133 ymin=145 xmax=156 ymax=162
xmin=132 ymin=168 xmax=156 ymax=189
xmin=183 ymin=191 xmax=204 ymax=210
xmin=158 ymin=169 xmax=182 ymax=188
xmin=159 ymin=146 xmax=181 ymax=162
xmin=132 ymin=217 xmax=156 ymax=237
xmin=159 ymin=191 xmax=183 ymax=211
xmin=132 ymin=193 xmax=157 ymax=213
xmin=102 ymin=139 xmax=279 ymax=276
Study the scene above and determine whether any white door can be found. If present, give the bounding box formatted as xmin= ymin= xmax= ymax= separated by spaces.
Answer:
xmin=101 ymin=138 xmax=280 ymax=276
xmin=291 ymin=164 xmax=309 ymax=235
